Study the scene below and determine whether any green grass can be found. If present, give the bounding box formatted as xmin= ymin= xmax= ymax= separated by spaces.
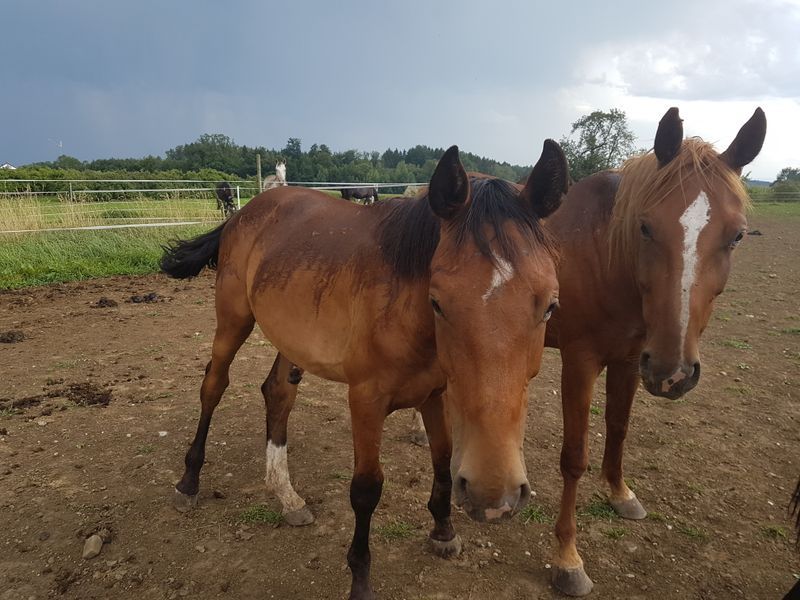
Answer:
xmin=136 ymin=444 xmax=155 ymax=454
xmin=647 ymin=511 xmax=667 ymax=522
xmin=721 ymin=339 xmax=752 ymax=350
xmin=579 ymin=495 xmax=618 ymax=521
xmin=375 ymin=520 xmax=415 ymax=540
xmin=751 ymin=202 xmax=800 ymax=219
xmin=781 ymin=328 xmax=800 ymax=335
xmin=518 ymin=503 xmax=552 ymax=525
xmin=603 ymin=527 xmax=627 ymax=540
xmin=0 ymin=224 xmax=209 ymax=289
xmin=590 ymin=405 xmax=602 ymax=416
xmin=237 ymin=505 xmax=283 ymax=525
xmin=761 ymin=525 xmax=787 ymax=540
xmin=675 ymin=523 xmax=706 ymax=539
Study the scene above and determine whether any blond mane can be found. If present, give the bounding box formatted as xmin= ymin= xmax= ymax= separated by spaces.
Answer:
xmin=608 ymin=137 xmax=750 ymax=267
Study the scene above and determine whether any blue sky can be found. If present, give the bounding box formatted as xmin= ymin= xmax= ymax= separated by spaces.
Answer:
xmin=2 ymin=0 xmax=798 ymax=179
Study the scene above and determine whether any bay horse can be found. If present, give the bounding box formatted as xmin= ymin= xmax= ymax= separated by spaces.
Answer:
xmin=160 ymin=141 xmax=569 ymax=599
xmin=543 ymin=107 xmax=766 ymax=595
xmin=341 ymin=185 xmax=379 ymax=205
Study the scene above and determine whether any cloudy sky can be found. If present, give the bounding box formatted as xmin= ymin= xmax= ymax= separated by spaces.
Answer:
xmin=1 ymin=0 xmax=798 ymax=180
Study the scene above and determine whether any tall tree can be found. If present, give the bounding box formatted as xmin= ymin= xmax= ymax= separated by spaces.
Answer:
xmin=559 ymin=108 xmax=637 ymax=181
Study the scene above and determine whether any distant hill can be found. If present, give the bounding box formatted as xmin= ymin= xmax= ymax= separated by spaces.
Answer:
xmin=746 ymin=179 xmax=771 ymax=187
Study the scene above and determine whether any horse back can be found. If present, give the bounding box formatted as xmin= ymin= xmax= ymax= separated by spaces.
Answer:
xmin=544 ymin=172 xmax=643 ymax=353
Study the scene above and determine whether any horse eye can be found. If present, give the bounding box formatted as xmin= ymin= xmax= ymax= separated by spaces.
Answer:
xmin=640 ymin=222 xmax=652 ymax=239
xmin=430 ymin=298 xmax=444 ymax=317
xmin=730 ymin=230 xmax=745 ymax=248
xmin=543 ymin=300 xmax=559 ymax=322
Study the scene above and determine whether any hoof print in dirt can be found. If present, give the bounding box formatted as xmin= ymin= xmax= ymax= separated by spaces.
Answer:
xmin=92 ymin=297 xmax=118 ymax=308
xmin=0 ymin=330 xmax=25 ymax=343
xmin=127 ymin=292 xmax=166 ymax=304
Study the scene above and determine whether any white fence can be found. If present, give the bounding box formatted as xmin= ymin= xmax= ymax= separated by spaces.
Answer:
xmin=0 ymin=179 xmax=422 ymax=234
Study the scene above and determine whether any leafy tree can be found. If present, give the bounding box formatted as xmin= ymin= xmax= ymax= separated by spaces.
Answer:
xmin=283 ymin=138 xmax=302 ymax=159
xmin=559 ymin=108 xmax=636 ymax=181
xmin=54 ymin=155 xmax=84 ymax=170
xmin=774 ymin=167 xmax=800 ymax=184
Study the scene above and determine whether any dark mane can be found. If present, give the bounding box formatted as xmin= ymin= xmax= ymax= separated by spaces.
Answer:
xmin=377 ymin=177 xmax=555 ymax=279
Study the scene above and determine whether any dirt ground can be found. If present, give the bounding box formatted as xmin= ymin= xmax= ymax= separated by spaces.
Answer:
xmin=1 ymin=212 xmax=798 ymax=600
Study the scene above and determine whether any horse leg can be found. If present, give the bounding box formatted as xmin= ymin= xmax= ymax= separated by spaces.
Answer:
xmin=346 ymin=386 xmax=387 ymax=600
xmin=409 ymin=409 xmax=429 ymax=446
xmin=601 ymin=359 xmax=647 ymax=519
xmin=552 ymin=350 xmax=601 ymax=596
xmin=261 ymin=352 xmax=313 ymax=526
xmin=419 ymin=392 xmax=461 ymax=558
xmin=174 ymin=310 xmax=254 ymax=512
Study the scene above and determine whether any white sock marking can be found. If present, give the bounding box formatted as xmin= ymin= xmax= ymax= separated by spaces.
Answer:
xmin=678 ymin=191 xmax=711 ymax=357
xmin=265 ymin=441 xmax=306 ymax=513
xmin=482 ymin=255 xmax=514 ymax=303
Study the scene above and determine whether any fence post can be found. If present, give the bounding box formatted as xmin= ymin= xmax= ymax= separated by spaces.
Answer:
xmin=69 ymin=182 xmax=74 ymax=202
xmin=236 ymin=186 xmax=241 ymax=210
xmin=256 ymin=154 xmax=262 ymax=193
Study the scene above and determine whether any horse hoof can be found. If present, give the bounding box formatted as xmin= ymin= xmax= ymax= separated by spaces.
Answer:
xmin=610 ymin=495 xmax=647 ymax=520
xmin=552 ymin=565 xmax=594 ymax=596
xmin=173 ymin=488 xmax=199 ymax=513
xmin=348 ymin=584 xmax=375 ymax=600
xmin=410 ymin=430 xmax=429 ymax=447
xmin=429 ymin=534 xmax=462 ymax=558
xmin=283 ymin=505 xmax=314 ymax=527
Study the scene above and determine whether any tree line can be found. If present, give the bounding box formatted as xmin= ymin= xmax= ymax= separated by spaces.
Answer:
xmin=3 ymin=111 xmax=795 ymax=200
xmin=7 ymin=134 xmax=529 ymax=191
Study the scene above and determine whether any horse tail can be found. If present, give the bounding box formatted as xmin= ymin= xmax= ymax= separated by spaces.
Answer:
xmin=160 ymin=222 xmax=226 ymax=279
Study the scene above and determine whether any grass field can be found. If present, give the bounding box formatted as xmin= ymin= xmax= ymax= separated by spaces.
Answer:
xmin=0 ymin=199 xmax=796 ymax=290
xmin=0 ymin=224 xmax=209 ymax=289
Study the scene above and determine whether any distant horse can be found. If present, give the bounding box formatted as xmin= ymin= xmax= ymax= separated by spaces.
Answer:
xmin=214 ymin=182 xmax=237 ymax=218
xmin=262 ymin=160 xmax=287 ymax=191
xmin=543 ymin=107 xmax=766 ymax=595
xmin=160 ymin=141 xmax=568 ymax=599
xmin=341 ymin=185 xmax=379 ymax=205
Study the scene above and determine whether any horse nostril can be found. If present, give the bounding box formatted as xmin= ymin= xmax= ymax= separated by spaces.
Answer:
xmin=519 ymin=483 xmax=532 ymax=507
xmin=690 ymin=362 xmax=701 ymax=382
xmin=640 ymin=352 xmax=651 ymax=372
xmin=455 ymin=475 xmax=468 ymax=497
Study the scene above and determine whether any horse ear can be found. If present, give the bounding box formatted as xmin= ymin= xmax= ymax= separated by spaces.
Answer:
xmin=429 ymin=145 xmax=469 ymax=220
xmin=719 ymin=107 xmax=766 ymax=173
xmin=654 ymin=107 xmax=683 ymax=167
xmin=520 ymin=139 xmax=569 ymax=219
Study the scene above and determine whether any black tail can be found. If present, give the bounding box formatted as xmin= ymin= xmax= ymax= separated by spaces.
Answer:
xmin=160 ymin=222 xmax=226 ymax=279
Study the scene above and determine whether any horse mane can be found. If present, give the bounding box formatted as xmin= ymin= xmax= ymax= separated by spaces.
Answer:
xmin=377 ymin=177 xmax=556 ymax=279
xmin=608 ymin=137 xmax=750 ymax=267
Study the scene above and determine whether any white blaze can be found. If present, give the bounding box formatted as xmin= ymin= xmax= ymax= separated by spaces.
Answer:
xmin=678 ymin=191 xmax=711 ymax=356
xmin=482 ymin=255 xmax=514 ymax=303
xmin=265 ymin=441 xmax=306 ymax=513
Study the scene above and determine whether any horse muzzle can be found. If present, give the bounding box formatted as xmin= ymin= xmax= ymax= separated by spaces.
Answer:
xmin=453 ymin=474 xmax=531 ymax=522
xmin=640 ymin=353 xmax=701 ymax=399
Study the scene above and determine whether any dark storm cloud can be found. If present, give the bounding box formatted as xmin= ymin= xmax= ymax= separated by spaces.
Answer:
xmin=1 ymin=0 xmax=796 ymax=179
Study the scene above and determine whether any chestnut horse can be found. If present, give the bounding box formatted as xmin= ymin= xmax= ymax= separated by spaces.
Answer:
xmin=160 ymin=142 xmax=568 ymax=599
xmin=544 ymin=107 xmax=766 ymax=595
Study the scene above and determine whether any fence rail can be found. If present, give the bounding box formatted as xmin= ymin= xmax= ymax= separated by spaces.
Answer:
xmin=0 ymin=179 xmax=425 ymax=235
